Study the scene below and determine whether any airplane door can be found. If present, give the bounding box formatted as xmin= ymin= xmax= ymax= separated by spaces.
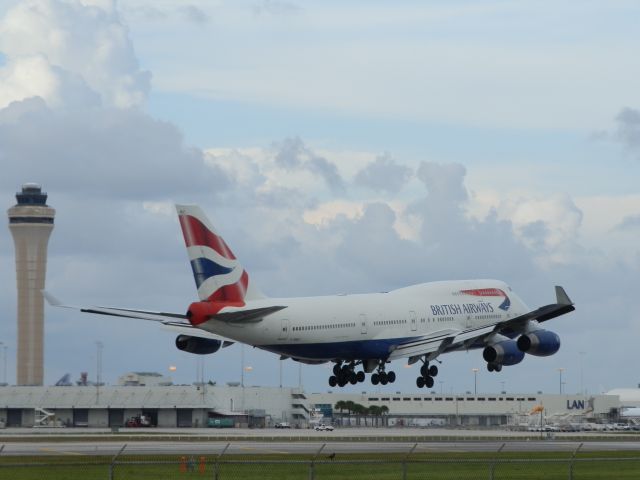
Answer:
xmin=360 ymin=314 xmax=367 ymax=334
xmin=409 ymin=311 xmax=417 ymax=331
xmin=278 ymin=319 xmax=289 ymax=340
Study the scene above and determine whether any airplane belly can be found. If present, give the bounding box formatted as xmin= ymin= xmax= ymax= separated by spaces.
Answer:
xmin=260 ymin=336 xmax=421 ymax=361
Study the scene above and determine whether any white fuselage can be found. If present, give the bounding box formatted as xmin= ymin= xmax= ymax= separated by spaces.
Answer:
xmin=196 ymin=279 xmax=529 ymax=361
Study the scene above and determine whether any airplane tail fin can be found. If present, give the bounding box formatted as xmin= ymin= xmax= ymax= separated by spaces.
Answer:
xmin=176 ymin=205 xmax=265 ymax=302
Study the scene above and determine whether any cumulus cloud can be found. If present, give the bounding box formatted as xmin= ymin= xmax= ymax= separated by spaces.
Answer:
xmin=0 ymin=0 xmax=150 ymax=109
xmin=179 ymin=5 xmax=209 ymax=25
xmin=272 ymin=137 xmax=345 ymax=194
xmin=614 ymin=107 xmax=640 ymax=158
xmin=0 ymin=99 xmax=230 ymax=199
xmin=354 ymin=153 xmax=412 ymax=194
xmin=614 ymin=214 xmax=640 ymax=231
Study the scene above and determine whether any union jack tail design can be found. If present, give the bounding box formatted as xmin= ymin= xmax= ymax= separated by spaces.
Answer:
xmin=460 ymin=288 xmax=511 ymax=311
xmin=176 ymin=205 xmax=264 ymax=302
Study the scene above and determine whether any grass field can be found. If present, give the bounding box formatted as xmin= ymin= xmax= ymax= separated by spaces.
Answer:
xmin=2 ymin=451 xmax=640 ymax=479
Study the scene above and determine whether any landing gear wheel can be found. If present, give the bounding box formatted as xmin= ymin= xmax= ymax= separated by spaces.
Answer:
xmin=487 ymin=363 xmax=494 ymax=372
xmin=387 ymin=371 xmax=396 ymax=383
xmin=333 ymin=364 xmax=341 ymax=375
xmin=349 ymin=376 xmax=358 ymax=385
xmin=494 ymin=364 xmax=502 ymax=372
xmin=416 ymin=377 xmax=425 ymax=388
xmin=356 ymin=371 xmax=365 ymax=383
xmin=371 ymin=373 xmax=379 ymax=385
xmin=379 ymin=372 xmax=388 ymax=385
xmin=420 ymin=364 xmax=429 ymax=377
xmin=329 ymin=376 xmax=337 ymax=387
xmin=428 ymin=365 xmax=438 ymax=377
xmin=425 ymin=376 xmax=434 ymax=388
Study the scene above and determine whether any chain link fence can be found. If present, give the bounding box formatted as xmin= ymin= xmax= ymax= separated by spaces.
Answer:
xmin=2 ymin=442 xmax=640 ymax=479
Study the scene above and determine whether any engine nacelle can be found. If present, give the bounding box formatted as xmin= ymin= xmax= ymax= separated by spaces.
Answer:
xmin=175 ymin=335 xmax=222 ymax=355
xmin=517 ymin=330 xmax=561 ymax=357
xmin=483 ymin=340 xmax=525 ymax=366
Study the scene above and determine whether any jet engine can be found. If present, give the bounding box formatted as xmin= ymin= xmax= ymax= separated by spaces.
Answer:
xmin=482 ymin=340 xmax=525 ymax=366
xmin=175 ymin=335 xmax=223 ymax=355
xmin=517 ymin=330 xmax=561 ymax=356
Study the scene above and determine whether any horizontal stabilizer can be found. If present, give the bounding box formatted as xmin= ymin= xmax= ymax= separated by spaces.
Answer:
xmin=211 ymin=306 xmax=287 ymax=324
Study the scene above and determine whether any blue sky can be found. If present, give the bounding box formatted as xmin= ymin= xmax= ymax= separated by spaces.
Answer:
xmin=0 ymin=0 xmax=639 ymax=396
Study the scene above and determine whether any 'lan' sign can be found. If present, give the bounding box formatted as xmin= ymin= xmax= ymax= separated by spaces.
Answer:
xmin=567 ymin=400 xmax=585 ymax=410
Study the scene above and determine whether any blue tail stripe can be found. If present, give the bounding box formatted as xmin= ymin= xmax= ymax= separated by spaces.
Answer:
xmin=190 ymin=258 xmax=234 ymax=288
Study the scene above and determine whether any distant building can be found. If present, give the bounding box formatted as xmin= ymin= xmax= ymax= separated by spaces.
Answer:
xmin=0 ymin=385 xmax=309 ymax=428
xmin=7 ymin=183 xmax=55 ymax=386
xmin=117 ymin=372 xmax=173 ymax=387
xmin=0 ymin=383 xmax=620 ymax=429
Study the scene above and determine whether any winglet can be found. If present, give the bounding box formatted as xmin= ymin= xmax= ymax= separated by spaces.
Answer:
xmin=555 ymin=286 xmax=573 ymax=306
xmin=42 ymin=290 xmax=64 ymax=307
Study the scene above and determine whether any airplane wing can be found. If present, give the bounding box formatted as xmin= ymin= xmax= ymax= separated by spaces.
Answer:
xmin=43 ymin=291 xmax=285 ymax=342
xmin=389 ymin=286 xmax=575 ymax=361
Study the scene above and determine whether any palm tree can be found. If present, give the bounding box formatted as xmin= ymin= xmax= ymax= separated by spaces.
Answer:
xmin=368 ymin=405 xmax=381 ymax=427
xmin=344 ymin=401 xmax=356 ymax=426
xmin=352 ymin=403 xmax=366 ymax=426
xmin=334 ymin=401 xmax=347 ymax=426
xmin=380 ymin=405 xmax=390 ymax=427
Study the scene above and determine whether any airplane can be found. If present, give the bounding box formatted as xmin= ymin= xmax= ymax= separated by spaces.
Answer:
xmin=45 ymin=204 xmax=575 ymax=389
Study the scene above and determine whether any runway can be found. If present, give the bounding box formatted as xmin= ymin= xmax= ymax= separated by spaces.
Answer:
xmin=4 ymin=440 xmax=640 ymax=457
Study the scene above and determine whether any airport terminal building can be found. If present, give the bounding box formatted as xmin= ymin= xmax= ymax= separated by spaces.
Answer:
xmin=0 ymin=383 xmax=620 ymax=429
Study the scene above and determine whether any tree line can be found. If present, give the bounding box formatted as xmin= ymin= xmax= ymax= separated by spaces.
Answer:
xmin=333 ymin=400 xmax=390 ymax=427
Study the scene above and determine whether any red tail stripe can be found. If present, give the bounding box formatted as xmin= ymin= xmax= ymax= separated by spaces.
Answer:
xmin=178 ymin=215 xmax=236 ymax=260
xmin=461 ymin=288 xmax=506 ymax=297
xmin=207 ymin=270 xmax=249 ymax=303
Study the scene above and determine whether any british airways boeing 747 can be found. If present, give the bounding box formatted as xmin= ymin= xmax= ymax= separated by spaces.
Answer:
xmin=46 ymin=205 xmax=575 ymax=388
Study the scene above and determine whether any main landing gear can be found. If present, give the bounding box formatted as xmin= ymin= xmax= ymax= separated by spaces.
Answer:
xmin=328 ymin=360 xmax=397 ymax=387
xmin=328 ymin=362 xmax=366 ymax=387
xmin=416 ymin=360 xmax=438 ymax=389
xmin=371 ymin=362 xmax=395 ymax=386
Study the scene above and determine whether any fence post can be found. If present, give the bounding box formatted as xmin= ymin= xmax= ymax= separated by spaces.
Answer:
xmin=489 ymin=443 xmax=505 ymax=480
xmin=568 ymin=442 xmax=583 ymax=480
xmin=309 ymin=443 xmax=326 ymax=480
xmin=109 ymin=444 xmax=127 ymax=480
xmin=402 ymin=443 xmax=418 ymax=480
xmin=0 ymin=444 xmax=4 ymax=455
xmin=214 ymin=443 xmax=230 ymax=480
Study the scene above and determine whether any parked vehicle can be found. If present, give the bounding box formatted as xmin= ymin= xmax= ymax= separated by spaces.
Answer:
xmin=314 ymin=423 xmax=334 ymax=431
xmin=275 ymin=422 xmax=291 ymax=429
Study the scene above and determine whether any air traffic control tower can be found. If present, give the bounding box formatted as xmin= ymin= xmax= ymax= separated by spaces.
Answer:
xmin=8 ymin=183 xmax=55 ymax=386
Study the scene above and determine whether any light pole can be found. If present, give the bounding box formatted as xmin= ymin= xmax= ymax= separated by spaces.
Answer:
xmin=241 ymin=345 xmax=245 ymax=387
xmin=472 ymin=368 xmax=479 ymax=395
xmin=96 ymin=341 xmax=103 ymax=404
xmin=0 ymin=342 xmax=7 ymax=385
xmin=579 ymin=351 xmax=585 ymax=395
xmin=557 ymin=367 xmax=565 ymax=395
